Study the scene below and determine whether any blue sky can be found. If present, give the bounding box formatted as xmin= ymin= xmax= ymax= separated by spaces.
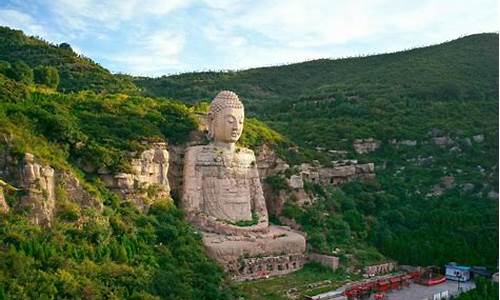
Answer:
xmin=0 ymin=0 xmax=497 ymax=76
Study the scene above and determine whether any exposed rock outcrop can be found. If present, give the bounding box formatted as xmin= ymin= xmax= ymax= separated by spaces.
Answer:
xmin=0 ymin=181 xmax=9 ymax=214
xmin=19 ymin=153 xmax=56 ymax=226
xmin=100 ymin=142 xmax=171 ymax=211
xmin=353 ymin=138 xmax=381 ymax=154
xmin=58 ymin=172 xmax=102 ymax=210
xmin=256 ymin=144 xmax=289 ymax=179
xmin=300 ymin=160 xmax=375 ymax=187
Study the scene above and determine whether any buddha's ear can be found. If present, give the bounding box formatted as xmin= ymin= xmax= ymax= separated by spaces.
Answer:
xmin=207 ymin=112 xmax=215 ymax=139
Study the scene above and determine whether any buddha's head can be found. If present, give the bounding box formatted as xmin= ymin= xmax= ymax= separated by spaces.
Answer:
xmin=208 ymin=91 xmax=244 ymax=144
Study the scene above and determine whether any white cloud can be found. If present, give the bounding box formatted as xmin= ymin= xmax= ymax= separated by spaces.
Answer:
xmin=198 ymin=0 xmax=498 ymax=71
xmin=0 ymin=9 xmax=48 ymax=37
xmin=102 ymin=30 xmax=186 ymax=76
xmin=47 ymin=0 xmax=191 ymax=32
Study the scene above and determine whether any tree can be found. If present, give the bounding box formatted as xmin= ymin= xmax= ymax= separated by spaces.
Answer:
xmin=34 ymin=66 xmax=60 ymax=89
xmin=0 ymin=60 xmax=11 ymax=76
xmin=7 ymin=60 xmax=33 ymax=84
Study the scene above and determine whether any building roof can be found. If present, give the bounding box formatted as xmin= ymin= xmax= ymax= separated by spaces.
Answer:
xmin=445 ymin=264 xmax=470 ymax=271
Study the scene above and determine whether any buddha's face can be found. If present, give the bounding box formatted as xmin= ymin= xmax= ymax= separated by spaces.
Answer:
xmin=211 ymin=107 xmax=244 ymax=143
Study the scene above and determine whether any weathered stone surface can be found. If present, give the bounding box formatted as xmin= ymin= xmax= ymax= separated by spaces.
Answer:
xmin=299 ymin=163 xmax=321 ymax=184
xmin=19 ymin=153 xmax=56 ymax=226
xmin=203 ymin=225 xmax=306 ymax=280
xmin=299 ymin=161 xmax=375 ymax=187
xmin=308 ymin=253 xmax=339 ymax=271
xmin=256 ymin=143 xmax=289 ymax=179
xmin=287 ymin=175 xmax=304 ymax=189
xmin=58 ymin=172 xmax=102 ymax=210
xmin=353 ymin=138 xmax=381 ymax=154
xmin=166 ymin=144 xmax=185 ymax=199
xmin=182 ymin=144 xmax=268 ymax=232
xmin=278 ymin=216 xmax=302 ymax=230
xmin=101 ymin=142 xmax=171 ymax=211
xmin=181 ymin=91 xmax=305 ymax=279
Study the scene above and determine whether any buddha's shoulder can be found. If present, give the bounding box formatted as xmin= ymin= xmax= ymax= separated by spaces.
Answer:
xmin=184 ymin=145 xmax=256 ymax=164
xmin=235 ymin=146 xmax=256 ymax=158
xmin=184 ymin=145 xmax=214 ymax=160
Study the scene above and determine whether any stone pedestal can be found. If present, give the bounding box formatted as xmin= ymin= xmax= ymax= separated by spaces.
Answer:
xmin=203 ymin=225 xmax=306 ymax=280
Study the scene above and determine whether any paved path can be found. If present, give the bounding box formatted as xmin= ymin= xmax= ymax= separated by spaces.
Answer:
xmin=369 ymin=280 xmax=475 ymax=300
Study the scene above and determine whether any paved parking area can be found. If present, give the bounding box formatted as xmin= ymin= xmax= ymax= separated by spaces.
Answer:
xmin=369 ymin=280 xmax=475 ymax=300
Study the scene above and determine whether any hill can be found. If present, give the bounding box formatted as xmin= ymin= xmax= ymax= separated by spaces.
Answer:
xmin=0 ymin=26 xmax=137 ymax=93
xmin=135 ymin=33 xmax=498 ymax=146
xmin=135 ymin=33 xmax=499 ymax=270
xmin=0 ymin=26 xmax=498 ymax=299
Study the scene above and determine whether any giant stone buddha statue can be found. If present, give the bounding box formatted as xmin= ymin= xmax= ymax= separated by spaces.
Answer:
xmin=182 ymin=91 xmax=306 ymax=280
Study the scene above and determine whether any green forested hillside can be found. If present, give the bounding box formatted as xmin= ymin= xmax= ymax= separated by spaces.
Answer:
xmin=135 ymin=33 xmax=499 ymax=270
xmin=0 ymin=26 xmax=498 ymax=299
xmin=0 ymin=26 xmax=287 ymax=296
xmin=0 ymin=73 xmax=243 ymax=299
xmin=0 ymin=27 xmax=137 ymax=93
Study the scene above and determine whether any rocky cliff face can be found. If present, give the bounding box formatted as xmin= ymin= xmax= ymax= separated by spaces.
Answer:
xmin=100 ymin=142 xmax=171 ymax=211
xmin=256 ymin=144 xmax=289 ymax=179
xmin=255 ymin=145 xmax=376 ymax=216
xmin=301 ymin=160 xmax=375 ymax=186
xmin=19 ymin=153 xmax=56 ymax=225
xmin=0 ymin=147 xmax=102 ymax=226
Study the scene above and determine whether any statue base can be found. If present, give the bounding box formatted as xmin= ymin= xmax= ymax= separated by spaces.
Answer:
xmin=202 ymin=225 xmax=306 ymax=280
